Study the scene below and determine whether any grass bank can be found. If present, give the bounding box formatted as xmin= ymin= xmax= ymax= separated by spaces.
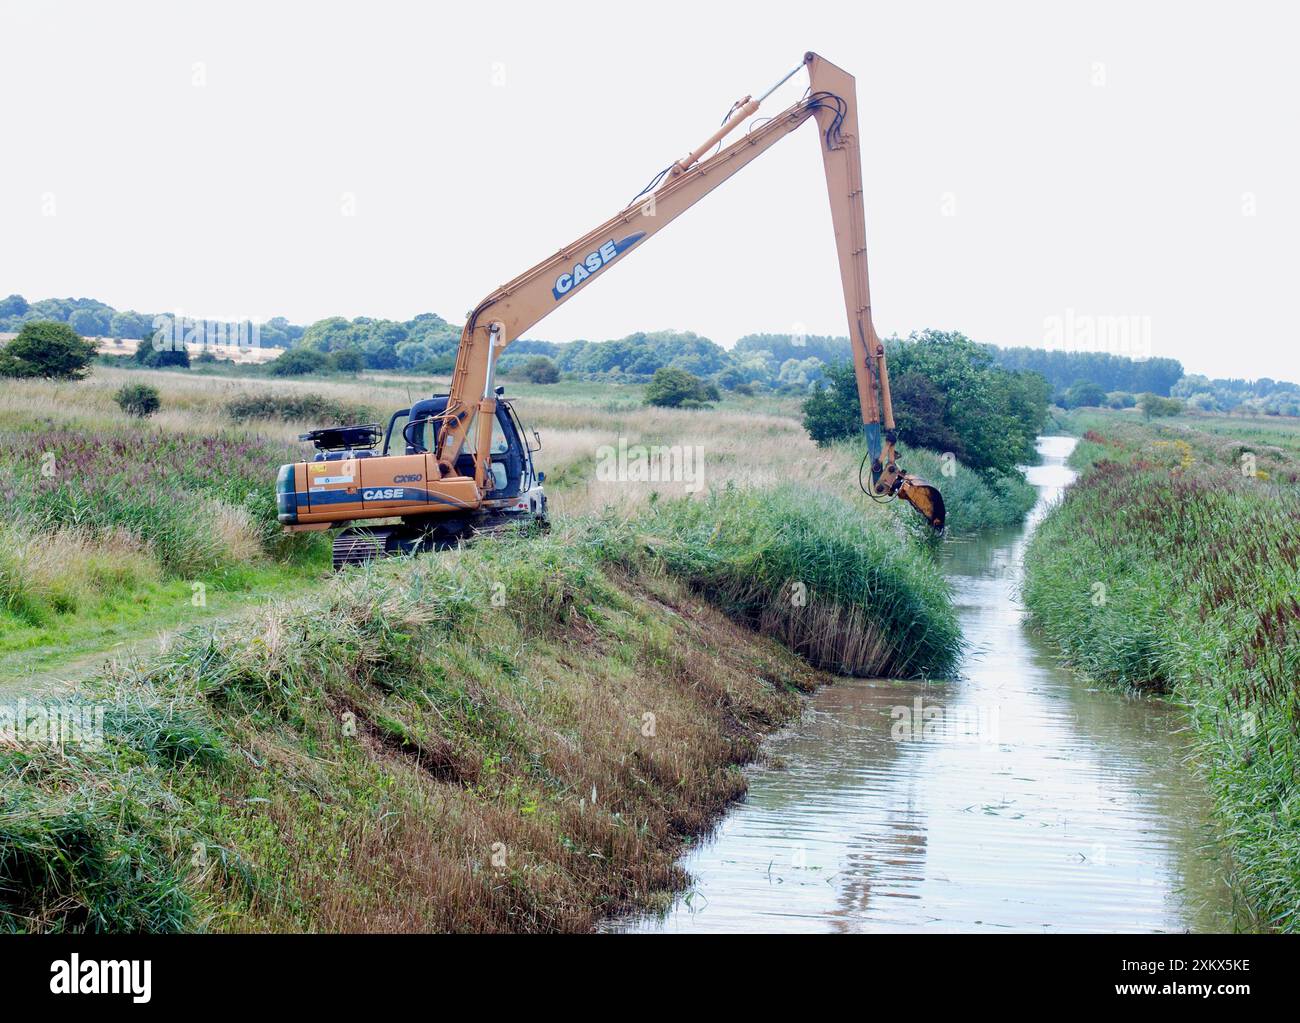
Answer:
xmin=0 ymin=392 xmax=330 ymax=677
xmin=1 ymin=479 xmax=959 ymax=932
xmin=598 ymin=485 xmax=960 ymax=679
xmin=1022 ymin=412 xmax=1300 ymax=928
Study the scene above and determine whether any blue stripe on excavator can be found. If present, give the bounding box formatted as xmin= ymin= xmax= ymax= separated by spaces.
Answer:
xmin=293 ymin=488 xmax=477 ymax=509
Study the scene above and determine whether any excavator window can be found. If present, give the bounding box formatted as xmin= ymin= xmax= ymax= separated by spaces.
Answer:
xmin=382 ymin=409 xmax=410 ymax=456
xmin=490 ymin=416 xmax=509 ymax=455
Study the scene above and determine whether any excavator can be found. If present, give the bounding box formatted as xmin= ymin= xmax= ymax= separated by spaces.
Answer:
xmin=275 ymin=51 xmax=946 ymax=569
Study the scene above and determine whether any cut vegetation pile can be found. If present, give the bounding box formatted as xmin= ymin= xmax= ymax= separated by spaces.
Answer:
xmin=1023 ymin=418 xmax=1300 ymax=929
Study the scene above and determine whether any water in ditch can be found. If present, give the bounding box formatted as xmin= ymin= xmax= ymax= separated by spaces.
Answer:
xmin=613 ymin=436 xmax=1240 ymax=933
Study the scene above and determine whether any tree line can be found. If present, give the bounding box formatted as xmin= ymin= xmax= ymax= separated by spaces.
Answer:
xmin=5 ymin=292 xmax=1298 ymax=413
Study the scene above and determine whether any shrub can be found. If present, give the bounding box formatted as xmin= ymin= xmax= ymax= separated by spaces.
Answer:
xmin=224 ymin=392 xmax=378 ymax=425
xmin=114 ymin=383 xmax=161 ymax=418
xmin=268 ymin=348 xmax=330 ymax=376
xmin=1063 ymin=380 xmax=1107 ymax=408
xmin=1139 ymin=393 xmax=1183 ymax=418
xmin=645 ymin=367 xmax=714 ymax=409
xmin=521 ymin=356 xmax=560 ymax=384
xmin=133 ymin=339 xmax=190 ymax=369
xmin=0 ymin=321 xmax=98 ymax=380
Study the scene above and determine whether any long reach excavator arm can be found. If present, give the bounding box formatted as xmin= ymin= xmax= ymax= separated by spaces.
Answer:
xmin=437 ymin=51 xmax=944 ymax=529
xmin=277 ymin=52 xmax=943 ymax=569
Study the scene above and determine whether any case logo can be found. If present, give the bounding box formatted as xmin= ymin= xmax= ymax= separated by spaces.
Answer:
xmin=552 ymin=233 xmax=645 ymax=300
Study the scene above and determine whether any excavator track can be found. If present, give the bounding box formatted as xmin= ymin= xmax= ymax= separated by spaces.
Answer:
xmin=330 ymin=514 xmax=548 ymax=571
xmin=331 ymin=528 xmax=395 ymax=571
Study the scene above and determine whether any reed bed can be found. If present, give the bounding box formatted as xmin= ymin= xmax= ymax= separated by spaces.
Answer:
xmin=1023 ymin=417 xmax=1300 ymax=929
xmin=590 ymin=485 xmax=961 ymax=680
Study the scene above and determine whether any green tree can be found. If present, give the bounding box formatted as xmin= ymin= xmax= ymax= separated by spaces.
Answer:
xmin=0 ymin=294 xmax=29 ymax=320
xmin=776 ymin=356 xmax=826 ymax=392
xmin=521 ymin=355 xmax=560 ymax=384
xmin=990 ymin=345 xmax=1183 ymax=396
xmin=0 ymin=321 xmax=98 ymax=379
xmin=109 ymin=310 xmax=152 ymax=340
xmin=890 ymin=371 xmax=968 ymax=456
xmin=1064 ymin=380 xmax=1107 ymax=408
xmin=299 ymin=316 xmax=355 ymax=352
xmin=329 ymin=348 xmax=365 ymax=374
xmin=1139 ymin=393 xmax=1183 ymax=419
xmin=801 ymin=363 xmax=861 ymax=444
xmin=68 ymin=307 xmax=111 ymax=337
xmin=134 ymin=338 xmax=190 ymax=368
xmin=801 ymin=330 xmax=1049 ymax=478
xmin=645 ymin=367 xmax=714 ymax=408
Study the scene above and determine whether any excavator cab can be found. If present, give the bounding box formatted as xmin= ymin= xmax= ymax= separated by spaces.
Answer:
xmin=384 ymin=392 xmax=538 ymax=500
xmin=277 ymin=387 xmax=547 ymax=570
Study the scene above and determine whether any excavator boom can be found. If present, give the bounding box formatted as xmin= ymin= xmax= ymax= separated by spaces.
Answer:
xmin=276 ymin=51 xmax=944 ymax=565
xmin=435 ymin=52 xmax=944 ymax=528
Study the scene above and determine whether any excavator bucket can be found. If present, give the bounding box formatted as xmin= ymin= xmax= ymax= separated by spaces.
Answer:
xmin=898 ymin=476 xmax=947 ymax=531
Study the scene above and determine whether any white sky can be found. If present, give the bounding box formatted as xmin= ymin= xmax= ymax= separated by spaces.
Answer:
xmin=1 ymin=0 xmax=1296 ymax=380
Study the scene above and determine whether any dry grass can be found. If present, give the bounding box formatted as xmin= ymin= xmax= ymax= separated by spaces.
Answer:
xmin=0 ymin=364 xmax=889 ymax=524
xmin=0 ymin=523 xmax=160 ymax=621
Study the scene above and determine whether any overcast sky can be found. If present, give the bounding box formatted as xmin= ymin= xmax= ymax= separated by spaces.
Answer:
xmin=2 ymin=1 xmax=1296 ymax=379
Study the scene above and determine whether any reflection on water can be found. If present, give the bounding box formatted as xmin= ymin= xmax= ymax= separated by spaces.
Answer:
xmin=614 ymin=436 xmax=1238 ymax=933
